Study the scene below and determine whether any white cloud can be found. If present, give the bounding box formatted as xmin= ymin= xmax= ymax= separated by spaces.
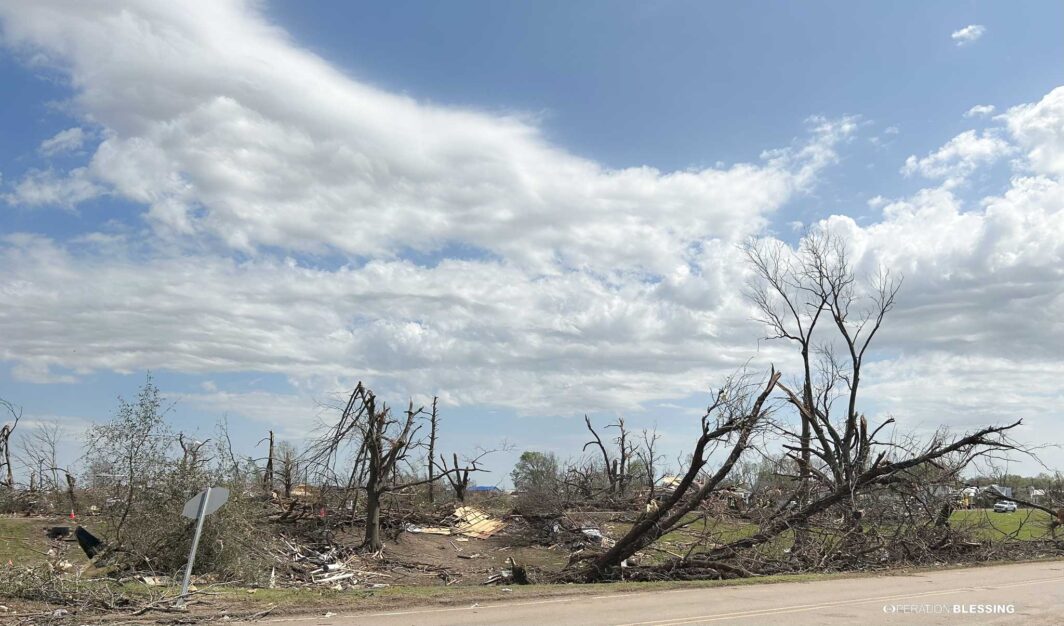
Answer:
xmin=863 ymin=353 xmax=1063 ymax=445
xmin=0 ymin=1 xmax=1062 ymax=470
xmin=4 ymin=167 xmax=104 ymax=208
xmin=0 ymin=233 xmax=778 ymax=413
xmin=901 ymin=130 xmax=1012 ymax=185
xmin=173 ymin=389 xmax=324 ymax=439
xmin=866 ymin=195 xmax=888 ymax=208
xmin=0 ymin=1 xmax=852 ymax=274
xmin=38 ymin=127 xmax=86 ymax=156
xmin=951 ymin=24 xmax=986 ymax=46
xmin=964 ymin=104 xmax=996 ymax=118
xmin=1004 ymin=86 xmax=1064 ymax=177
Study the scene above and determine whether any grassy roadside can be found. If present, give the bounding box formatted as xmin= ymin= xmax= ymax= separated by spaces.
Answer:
xmin=0 ymin=516 xmax=45 ymax=562
xmin=3 ymin=554 xmax=1062 ymax=623
xmin=205 ymin=555 xmax=1064 ymax=620
xmin=2 ymin=513 xmax=1060 ymax=623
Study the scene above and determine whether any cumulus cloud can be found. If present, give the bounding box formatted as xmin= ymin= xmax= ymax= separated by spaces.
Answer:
xmin=901 ymin=130 xmax=1012 ymax=185
xmin=951 ymin=24 xmax=986 ymax=46
xmin=1004 ymin=86 xmax=1064 ymax=176
xmin=862 ymin=353 xmax=1062 ymax=442
xmin=38 ymin=127 xmax=86 ymax=156
xmin=0 ymin=233 xmax=779 ymax=413
xmin=4 ymin=167 xmax=103 ymax=208
xmin=964 ymin=104 xmax=996 ymax=118
xmin=0 ymin=0 xmax=853 ymax=274
xmin=0 ymin=1 xmax=1062 ymax=469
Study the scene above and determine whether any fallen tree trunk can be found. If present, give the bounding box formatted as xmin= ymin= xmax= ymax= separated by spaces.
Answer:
xmin=578 ymin=369 xmax=781 ymax=581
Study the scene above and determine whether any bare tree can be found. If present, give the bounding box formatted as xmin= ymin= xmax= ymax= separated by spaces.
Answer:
xmin=438 ymin=453 xmax=472 ymax=503
xmin=635 ymin=427 xmax=664 ymax=502
xmin=744 ymin=235 xmax=830 ymax=502
xmin=262 ymin=430 xmax=275 ymax=492
xmin=18 ymin=420 xmax=62 ymax=492
xmin=308 ymin=383 xmax=468 ymax=551
xmin=0 ymin=398 xmax=20 ymax=489
xmin=177 ymin=433 xmax=211 ymax=474
xmin=427 ymin=397 xmax=439 ymax=504
xmin=275 ymin=441 xmax=300 ymax=499
xmin=582 ymin=416 xmax=637 ymax=498
xmin=578 ymin=369 xmax=781 ymax=581
xmin=437 ymin=445 xmax=505 ymax=503
xmin=746 ymin=232 xmax=901 ymax=550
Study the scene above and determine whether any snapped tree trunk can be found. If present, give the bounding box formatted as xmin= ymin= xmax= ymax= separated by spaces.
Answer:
xmin=364 ymin=486 xmax=383 ymax=551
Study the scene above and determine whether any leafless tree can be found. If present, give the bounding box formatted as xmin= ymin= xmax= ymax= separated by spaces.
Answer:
xmin=746 ymin=232 xmax=901 ymax=549
xmin=636 ymin=427 xmax=664 ymax=501
xmin=0 ymin=398 xmax=20 ymax=489
xmin=427 ymin=397 xmax=439 ymax=504
xmin=744 ymin=235 xmax=831 ymax=502
xmin=578 ymin=368 xmax=781 ymax=580
xmin=262 ymin=430 xmax=275 ymax=492
xmin=583 ymin=416 xmax=637 ymax=498
xmin=308 ymin=383 xmax=471 ymax=551
xmin=18 ymin=420 xmax=62 ymax=492
xmin=437 ymin=445 xmax=506 ymax=503
xmin=177 ymin=433 xmax=211 ymax=474
xmin=276 ymin=441 xmax=300 ymax=499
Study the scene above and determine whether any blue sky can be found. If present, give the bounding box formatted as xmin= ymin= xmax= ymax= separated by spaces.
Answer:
xmin=1 ymin=1 xmax=1063 ymax=480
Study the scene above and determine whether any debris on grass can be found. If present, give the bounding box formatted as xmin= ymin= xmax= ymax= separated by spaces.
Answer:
xmin=454 ymin=506 xmax=506 ymax=539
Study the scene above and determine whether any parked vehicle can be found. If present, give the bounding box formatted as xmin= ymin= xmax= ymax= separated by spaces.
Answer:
xmin=993 ymin=500 xmax=1017 ymax=513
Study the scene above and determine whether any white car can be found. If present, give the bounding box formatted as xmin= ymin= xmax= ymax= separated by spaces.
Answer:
xmin=993 ymin=500 xmax=1017 ymax=513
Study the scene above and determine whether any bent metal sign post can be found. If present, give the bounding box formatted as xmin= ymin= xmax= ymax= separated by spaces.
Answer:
xmin=176 ymin=486 xmax=230 ymax=608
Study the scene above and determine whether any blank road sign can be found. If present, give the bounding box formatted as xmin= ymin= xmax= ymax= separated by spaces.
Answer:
xmin=181 ymin=486 xmax=230 ymax=519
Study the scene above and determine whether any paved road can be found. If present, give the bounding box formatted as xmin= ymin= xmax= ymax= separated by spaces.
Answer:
xmin=262 ymin=560 xmax=1064 ymax=625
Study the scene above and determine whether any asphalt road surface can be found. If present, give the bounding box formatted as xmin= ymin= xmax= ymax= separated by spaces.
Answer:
xmin=261 ymin=560 xmax=1064 ymax=626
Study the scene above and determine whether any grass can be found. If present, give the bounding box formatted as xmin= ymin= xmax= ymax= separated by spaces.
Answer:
xmin=1 ymin=509 xmax=1057 ymax=621
xmin=0 ymin=516 xmax=46 ymax=562
xmin=950 ymin=508 xmax=1055 ymax=540
xmin=192 ymin=569 xmax=906 ymax=617
xmin=605 ymin=514 xmax=791 ymax=563
xmin=180 ymin=556 xmax=1064 ymax=619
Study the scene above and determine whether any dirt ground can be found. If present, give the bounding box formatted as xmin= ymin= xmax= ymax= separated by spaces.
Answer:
xmin=0 ymin=510 xmax=621 ymax=622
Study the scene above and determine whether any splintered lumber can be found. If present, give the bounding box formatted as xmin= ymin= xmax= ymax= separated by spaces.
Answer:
xmin=406 ymin=525 xmax=453 ymax=535
xmin=454 ymin=506 xmax=506 ymax=539
xmin=315 ymin=572 xmax=355 ymax=584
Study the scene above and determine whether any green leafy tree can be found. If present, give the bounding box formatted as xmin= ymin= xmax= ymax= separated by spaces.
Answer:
xmin=86 ymin=375 xmax=174 ymax=542
xmin=511 ymin=451 xmax=560 ymax=493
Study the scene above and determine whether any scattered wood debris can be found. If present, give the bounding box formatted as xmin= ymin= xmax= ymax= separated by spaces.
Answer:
xmin=405 ymin=525 xmax=453 ymax=535
xmin=454 ymin=506 xmax=506 ymax=539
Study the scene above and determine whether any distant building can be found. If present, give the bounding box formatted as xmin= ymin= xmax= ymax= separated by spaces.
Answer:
xmin=983 ymin=484 xmax=1013 ymax=499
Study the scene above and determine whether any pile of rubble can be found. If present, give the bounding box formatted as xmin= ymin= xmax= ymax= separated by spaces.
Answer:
xmin=271 ymin=537 xmax=391 ymax=590
xmin=546 ymin=516 xmax=616 ymax=551
xmin=405 ymin=506 xmax=507 ymax=539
